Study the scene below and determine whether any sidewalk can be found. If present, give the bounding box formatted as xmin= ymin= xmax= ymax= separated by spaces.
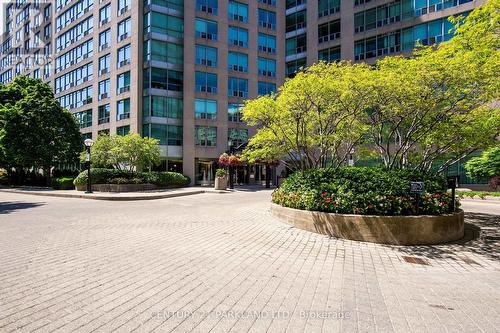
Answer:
xmin=0 ymin=186 xmax=231 ymax=201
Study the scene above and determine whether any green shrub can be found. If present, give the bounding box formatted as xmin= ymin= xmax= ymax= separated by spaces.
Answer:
xmin=73 ymin=168 xmax=190 ymax=188
xmin=51 ymin=177 xmax=76 ymax=190
xmin=216 ymin=168 xmax=228 ymax=178
xmin=141 ymin=171 xmax=190 ymax=187
xmin=273 ymin=167 xmax=458 ymax=216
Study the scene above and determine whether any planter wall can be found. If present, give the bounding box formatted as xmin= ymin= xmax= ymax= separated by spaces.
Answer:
xmin=75 ymin=183 xmax=158 ymax=192
xmin=270 ymin=203 xmax=464 ymax=245
xmin=214 ymin=177 xmax=227 ymax=190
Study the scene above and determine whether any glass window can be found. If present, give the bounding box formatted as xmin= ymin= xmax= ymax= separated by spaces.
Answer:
xmin=228 ymin=128 xmax=248 ymax=147
xmin=143 ymin=96 xmax=183 ymax=119
xmin=195 ymin=126 xmax=217 ymax=146
xmin=117 ymin=98 xmax=131 ymax=120
xmin=195 ymin=45 xmax=217 ymax=67
xmin=195 ymin=18 xmax=217 ymax=40
xmin=195 ymin=98 xmax=217 ymax=120
xmin=228 ymin=103 xmax=244 ymax=122
xmin=196 ymin=0 xmax=218 ymax=15
xmin=228 ymin=77 xmax=248 ymax=98
xmin=117 ymin=44 xmax=131 ymax=67
xmin=144 ymin=40 xmax=183 ymax=64
xmin=195 ymin=71 xmax=218 ymax=93
xmin=228 ymin=52 xmax=248 ymax=72
xmin=98 ymin=104 xmax=110 ymax=124
xmin=117 ymin=17 xmax=131 ymax=41
xmin=144 ymin=68 xmax=183 ymax=91
xmin=228 ymin=26 xmax=248 ymax=48
xmin=258 ymin=81 xmax=276 ymax=96
xmin=117 ymin=125 xmax=130 ymax=136
xmin=258 ymin=9 xmax=276 ymax=30
xmin=117 ymin=71 xmax=131 ymax=93
xmin=258 ymin=33 xmax=276 ymax=53
xmin=144 ymin=12 xmax=184 ymax=39
xmin=258 ymin=57 xmax=276 ymax=77
xmin=228 ymin=1 xmax=248 ymax=22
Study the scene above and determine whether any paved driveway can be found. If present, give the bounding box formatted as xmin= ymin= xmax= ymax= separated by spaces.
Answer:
xmin=0 ymin=190 xmax=499 ymax=333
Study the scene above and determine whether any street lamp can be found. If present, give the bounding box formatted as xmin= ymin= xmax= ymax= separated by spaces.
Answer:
xmin=227 ymin=140 xmax=234 ymax=189
xmin=84 ymin=138 xmax=94 ymax=194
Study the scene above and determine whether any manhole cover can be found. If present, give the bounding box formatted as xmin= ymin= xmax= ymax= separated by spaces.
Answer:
xmin=402 ymin=256 xmax=429 ymax=265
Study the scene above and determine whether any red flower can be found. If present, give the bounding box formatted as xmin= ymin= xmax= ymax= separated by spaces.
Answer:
xmin=325 ymin=198 xmax=331 ymax=203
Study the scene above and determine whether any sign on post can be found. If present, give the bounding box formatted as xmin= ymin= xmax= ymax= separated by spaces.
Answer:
xmin=409 ymin=181 xmax=425 ymax=194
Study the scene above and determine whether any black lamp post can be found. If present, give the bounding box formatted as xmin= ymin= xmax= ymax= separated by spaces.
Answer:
xmin=227 ymin=140 xmax=234 ymax=189
xmin=84 ymin=138 xmax=94 ymax=194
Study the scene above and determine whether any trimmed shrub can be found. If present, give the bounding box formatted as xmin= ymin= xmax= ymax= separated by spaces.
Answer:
xmin=73 ymin=168 xmax=190 ymax=188
xmin=273 ymin=167 xmax=458 ymax=216
xmin=51 ymin=176 xmax=76 ymax=190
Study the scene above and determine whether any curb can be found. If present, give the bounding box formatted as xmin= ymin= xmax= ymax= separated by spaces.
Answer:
xmin=0 ymin=189 xmax=207 ymax=201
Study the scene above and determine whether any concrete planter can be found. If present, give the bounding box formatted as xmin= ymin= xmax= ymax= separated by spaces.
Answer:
xmin=214 ymin=177 xmax=227 ymax=190
xmin=270 ymin=203 xmax=464 ymax=245
xmin=75 ymin=183 xmax=158 ymax=192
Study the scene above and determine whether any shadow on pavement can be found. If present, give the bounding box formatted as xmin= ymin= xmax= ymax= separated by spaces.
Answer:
xmin=394 ymin=212 xmax=500 ymax=262
xmin=0 ymin=201 xmax=45 ymax=215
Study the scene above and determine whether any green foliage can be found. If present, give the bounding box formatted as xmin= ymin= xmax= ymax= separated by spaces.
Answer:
xmin=243 ymin=2 xmax=500 ymax=172
xmin=242 ymin=61 xmax=372 ymax=170
xmin=73 ymin=168 xmax=190 ymax=188
xmin=0 ymin=76 xmax=82 ymax=173
xmin=457 ymin=190 xmax=500 ymax=199
xmin=465 ymin=146 xmax=500 ymax=180
xmin=273 ymin=167 xmax=457 ymax=216
xmin=216 ymin=168 xmax=228 ymax=178
xmin=51 ymin=177 xmax=76 ymax=190
xmin=82 ymin=133 xmax=161 ymax=171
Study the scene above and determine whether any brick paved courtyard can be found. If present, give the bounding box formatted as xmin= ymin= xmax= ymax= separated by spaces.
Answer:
xmin=0 ymin=190 xmax=499 ymax=333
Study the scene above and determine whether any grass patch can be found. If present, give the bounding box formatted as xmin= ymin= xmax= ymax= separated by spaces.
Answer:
xmin=457 ymin=190 xmax=500 ymax=199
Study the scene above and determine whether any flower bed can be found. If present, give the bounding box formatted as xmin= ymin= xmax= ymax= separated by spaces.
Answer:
xmin=273 ymin=168 xmax=458 ymax=216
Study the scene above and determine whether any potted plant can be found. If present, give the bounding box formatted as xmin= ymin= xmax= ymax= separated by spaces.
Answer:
xmin=215 ymin=168 xmax=228 ymax=190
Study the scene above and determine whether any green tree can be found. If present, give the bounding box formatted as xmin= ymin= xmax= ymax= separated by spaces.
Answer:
xmin=242 ymin=61 xmax=372 ymax=171
xmin=364 ymin=0 xmax=500 ymax=171
xmin=83 ymin=133 xmax=161 ymax=171
xmin=0 ymin=76 xmax=82 ymax=183
xmin=465 ymin=146 xmax=500 ymax=180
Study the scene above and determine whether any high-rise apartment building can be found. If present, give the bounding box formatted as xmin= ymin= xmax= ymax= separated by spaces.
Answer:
xmin=0 ymin=0 xmax=484 ymax=184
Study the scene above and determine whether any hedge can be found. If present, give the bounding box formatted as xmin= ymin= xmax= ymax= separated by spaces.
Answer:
xmin=51 ymin=177 xmax=76 ymax=190
xmin=272 ymin=167 xmax=458 ymax=216
xmin=73 ymin=168 xmax=190 ymax=188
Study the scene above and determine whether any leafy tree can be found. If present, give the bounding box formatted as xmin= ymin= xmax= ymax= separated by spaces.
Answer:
xmin=365 ymin=0 xmax=500 ymax=171
xmin=83 ymin=133 xmax=161 ymax=171
xmin=0 ymin=76 xmax=82 ymax=182
xmin=465 ymin=146 xmax=500 ymax=180
xmin=242 ymin=61 xmax=372 ymax=171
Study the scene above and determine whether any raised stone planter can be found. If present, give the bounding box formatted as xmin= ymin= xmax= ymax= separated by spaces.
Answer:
xmin=270 ymin=203 xmax=464 ymax=245
xmin=214 ymin=177 xmax=227 ymax=190
xmin=75 ymin=183 xmax=158 ymax=192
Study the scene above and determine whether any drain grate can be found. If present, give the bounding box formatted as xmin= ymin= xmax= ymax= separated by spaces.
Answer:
xmin=402 ymin=256 xmax=429 ymax=265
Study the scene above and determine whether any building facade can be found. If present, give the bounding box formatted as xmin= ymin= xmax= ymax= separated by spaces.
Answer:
xmin=0 ymin=0 xmax=484 ymax=184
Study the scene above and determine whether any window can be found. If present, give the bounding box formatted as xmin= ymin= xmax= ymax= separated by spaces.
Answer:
xmin=258 ymin=57 xmax=276 ymax=77
xmin=286 ymin=58 xmax=306 ymax=78
xmin=259 ymin=0 xmax=276 ymax=6
xmin=117 ymin=98 xmax=131 ymax=120
xmin=258 ymin=9 xmax=276 ymax=30
xmin=354 ymin=32 xmax=401 ymax=60
xmin=318 ymin=20 xmax=340 ymax=43
xmin=195 ymin=18 xmax=218 ymax=40
xmin=195 ymin=98 xmax=217 ymax=120
xmin=318 ymin=0 xmax=340 ymax=17
xmin=195 ymin=71 xmax=217 ymax=93
xmin=57 ymin=87 xmax=92 ymax=110
xmin=228 ymin=52 xmax=248 ymax=72
xmin=258 ymin=81 xmax=276 ymax=96
xmin=144 ymin=68 xmax=183 ymax=91
xmin=228 ymin=1 xmax=248 ymax=22
xmin=144 ymin=124 xmax=183 ymax=146
xmin=354 ymin=1 xmax=401 ymax=33
xmin=56 ymin=0 xmax=93 ymax=32
xmin=150 ymin=0 xmax=183 ymax=11
xmin=228 ymin=103 xmax=244 ymax=122
xmin=195 ymin=45 xmax=217 ymax=67
xmin=286 ymin=0 xmax=306 ymax=9
xmin=117 ymin=71 xmax=131 ymax=94
xmin=228 ymin=77 xmax=248 ymax=98
xmin=117 ymin=17 xmax=131 ymax=42
xmin=55 ymin=39 xmax=93 ymax=73
xmin=99 ymin=54 xmax=110 ymax=74
xmin=228 ymin=128 xmax=248 ymax=147
xmin=143 ymin=96 xmax=183 ymax=118
xmin=54 ymin=63 xmax=93 ymax=93
xmin=228 ymin=26 xmax=248 ymax=48
xmin=118 ymin=0 xmax=130 ymax=15
xmin=286 ymin=34 xmax=306 ymax=56
xmin=144 ymin=40 xmax=183 ymax=64
xmin=144 ymin=12 xmax=184 ymax=39
xmin=117 ymin=125 xmax=130 ymax=136
xmin=75 ymin=110 xmax=92 ymax=128
xmin=98 ymin=104 xmax=110 ymax=124
xmin=318 ymin=46 xmax=341 ymax=62
xmin=258 ymin=33 xmax=276 ymax=53
xmin=286 ymin=10 xmax=306 ymax=33
xmin=99 ymin=29 xmax=110 ymax=51
xmin=99 ymin=4 xmax=110 ymax=25
xmin=98 ymin=79 xmax=110 ymax=99
xmin=117 ymin=44 xmax=131 ymax=67
xmin=195 ymin=126 xmax=217 ymax=147
xmin=197 ymin=0 xmax=218 ymax=15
